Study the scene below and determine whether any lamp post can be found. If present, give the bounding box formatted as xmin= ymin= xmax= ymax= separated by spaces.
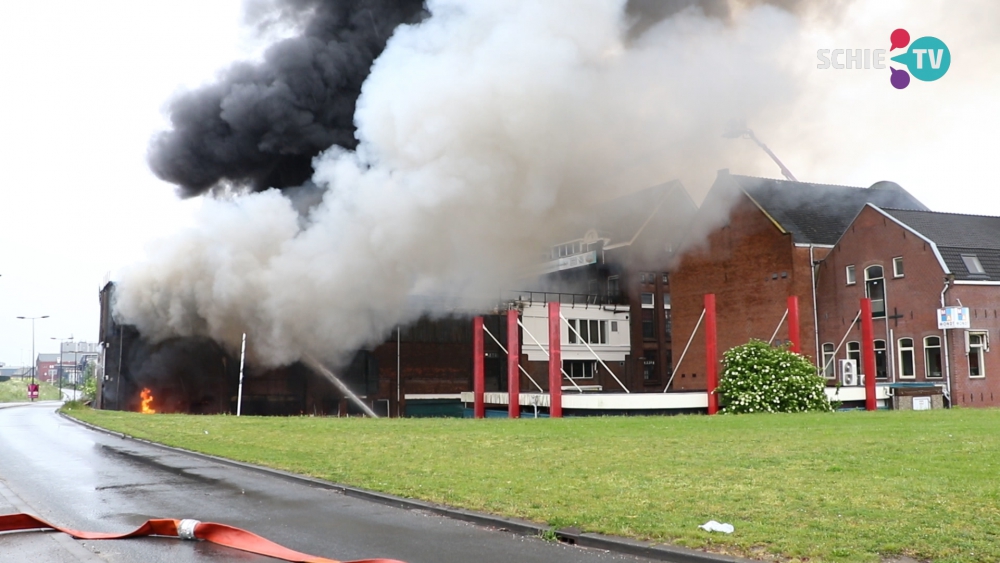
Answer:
xmin=17 ymin=315 xmax=49 ymax=400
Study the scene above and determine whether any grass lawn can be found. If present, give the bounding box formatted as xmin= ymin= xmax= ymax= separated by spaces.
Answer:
xmin=0 ymin=378 xmax=60 ymax=402
xmin=61 ymin=406 xmax=1000 ymax=563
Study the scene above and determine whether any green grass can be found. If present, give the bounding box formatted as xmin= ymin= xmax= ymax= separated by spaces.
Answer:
xmin=0 ymin=378 xmax=61 ymax=402
xmin=61 ymin=407 xmax=1000 ymax=562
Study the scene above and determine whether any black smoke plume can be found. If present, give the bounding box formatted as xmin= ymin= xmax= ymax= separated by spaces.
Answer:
xmin=148 ymin=0 xmax=425 ymax=197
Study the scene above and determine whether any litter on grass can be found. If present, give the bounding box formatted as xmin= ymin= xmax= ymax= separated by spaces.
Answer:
xmin=698 ymin=520 xmax=734 ymax=534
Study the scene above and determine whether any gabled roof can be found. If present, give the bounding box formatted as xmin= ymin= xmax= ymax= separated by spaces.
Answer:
xmin=724 ymin=172 xmax=928 ymax=245
xmin=880 ymin=207 xmax=1000 ymax=281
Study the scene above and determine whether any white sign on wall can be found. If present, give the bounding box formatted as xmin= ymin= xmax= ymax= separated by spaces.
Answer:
xmin=938 ymin=307 xmax=970 ymax=329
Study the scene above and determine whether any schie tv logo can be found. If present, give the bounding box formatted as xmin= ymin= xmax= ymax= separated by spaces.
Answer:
xmin=817 ymin=28 xmax=950 ymax=90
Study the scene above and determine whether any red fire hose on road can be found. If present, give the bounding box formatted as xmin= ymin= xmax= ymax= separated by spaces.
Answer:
xmin=0 ymin=512 xmax=405 ymax=563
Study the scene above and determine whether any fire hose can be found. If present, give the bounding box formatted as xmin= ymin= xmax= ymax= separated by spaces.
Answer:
xmin=0 ymin=512 xmax=405 ymax=563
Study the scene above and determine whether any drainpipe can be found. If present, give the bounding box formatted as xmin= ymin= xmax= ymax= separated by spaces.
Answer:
xmin=940 ymin=277 xmax=952 ymax=406
xmin=810 ymin=245 xmax=820 ymax=364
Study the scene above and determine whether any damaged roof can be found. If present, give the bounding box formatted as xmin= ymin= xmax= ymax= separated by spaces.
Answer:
xmin=721 ymin=172 xmax=929 ymax=245
xmin=880 ymin=207 xmax=1000 ymax=281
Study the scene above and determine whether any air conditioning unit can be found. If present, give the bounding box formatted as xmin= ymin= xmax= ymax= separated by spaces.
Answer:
xmin=840 ymin=359 xmax=859 ymax=386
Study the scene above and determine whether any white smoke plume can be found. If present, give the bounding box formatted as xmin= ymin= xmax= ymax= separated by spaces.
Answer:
xmin=117 ymin=0 xmax=807 ymax=367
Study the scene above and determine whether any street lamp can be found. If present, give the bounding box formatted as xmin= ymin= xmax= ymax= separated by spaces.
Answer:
xmin=17 ymin=315 xmax=50 ymax=398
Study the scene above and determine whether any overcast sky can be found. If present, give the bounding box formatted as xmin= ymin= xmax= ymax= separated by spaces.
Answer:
xmin=0 ymin=0 xmax=996 ymax=368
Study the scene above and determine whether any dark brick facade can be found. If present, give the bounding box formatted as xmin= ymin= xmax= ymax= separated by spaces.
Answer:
xmin=670 ymin=194 xmax=822 ymax=389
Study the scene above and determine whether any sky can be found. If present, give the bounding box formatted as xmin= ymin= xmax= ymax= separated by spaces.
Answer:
xmin=0 ymin=0 xmax=997 ymax=368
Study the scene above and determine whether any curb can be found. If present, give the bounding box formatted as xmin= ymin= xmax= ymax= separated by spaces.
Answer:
xmin=59 ymin=410 xmax=754 ymax=563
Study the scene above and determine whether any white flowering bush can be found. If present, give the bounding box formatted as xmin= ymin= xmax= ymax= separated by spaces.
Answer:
xmin=716 ymin=340 xmax=833 ymax=414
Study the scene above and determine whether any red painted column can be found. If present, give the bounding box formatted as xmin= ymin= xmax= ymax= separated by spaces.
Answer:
xmin=507 ymin=309 xmax=521 ymax=419
xmin=860 ymin=298 xmax=877 ymax=411
xmin=473 ymin=316 xmax=485 ymax=419
xmin=548 ymin=302 xmax=563 ymax=418
xmin=787 ymin=296 xmax=801 ymax=354
xmin=705 ymin=294 xmax=719 ymax=415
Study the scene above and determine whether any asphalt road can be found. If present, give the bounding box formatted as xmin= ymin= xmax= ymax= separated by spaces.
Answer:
xmin=0 ymin=403 xmax=654 ymax=563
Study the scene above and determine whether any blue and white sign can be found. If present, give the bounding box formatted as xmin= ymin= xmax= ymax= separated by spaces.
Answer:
xmin=937 ymin=306 xmax=970 ymax=329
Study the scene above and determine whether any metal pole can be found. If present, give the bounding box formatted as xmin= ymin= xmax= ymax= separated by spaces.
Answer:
xmin=507 ymin=310 xmax=520 ymax=419
xmin=705 ymin=294 xmax=719 ymax=415
xmin=396 ymin=326 xmax=401 ymax=418
xmin=473 ymin=317 xmax=485 ymax=419
xmin=548 ymin=302 xmax=562 ymax=418
xmin=861 ymin=298 xmax=877 ymax=411
xmin=237 ymin=333 xmax=246 ymax=416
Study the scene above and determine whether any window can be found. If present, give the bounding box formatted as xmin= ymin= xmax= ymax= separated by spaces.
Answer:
xmin=897 ymin=338 xmax=915 ymax=378
xmin=847 ymin=341 xmax=863 ymax=376
xmin=865 ymin=266 xmax=885 ymax=318
xmin=662 ymin=293 xmax=671 ymax=308
xmin=642 ymin=352 xmax=657 ymax=382
xmin=640 ymin=293 xmax=654 ymax=308
xmin=846 ymin=265 xmax=856 ymax=285
xmin=874 ymin=339 xmax=888 ymax=379
xmin=924 ymin=336 xmax=942 ymax=378
xmin=607 ymin=276 xmax=620 ymax=297
xmin=639 ymin=273 xmax=647 ymax=284
xmin=962 ymin=255 xmax=986 ymax=275
xmin=642 ymin=310 xmax=655 ymax=340
xmin=565 ymin=360 xmax=596 ymax=379
xmin=611 ymin=321 xmax=618 ymax=332
xmin=822 ymin=343 xmax=835 ymax=379
xmin=567 ymin=319 xmax=608 ymax=345
xmin=664 ymin=309 xmax=672 ymax=340
xmin=968 ymin=331 xmax=988 ymax=377
xmin=893 ymin=257 xmax=904 ymax=278
xmin=662 ymin=273 xmax=669 ymax=284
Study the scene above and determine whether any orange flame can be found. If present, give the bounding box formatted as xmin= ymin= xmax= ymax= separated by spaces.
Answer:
xmin=140 ymin=388 xmax=156 ymax=414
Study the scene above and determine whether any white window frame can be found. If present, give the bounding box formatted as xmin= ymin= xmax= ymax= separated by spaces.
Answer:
xmin=640 ymin=292 xmax=654 ymax=308
xmin=822 ymin=342 xmax=836 ymax=379
xmin=897 ymin=337 xmax=915 ymax=379
xmin=846 ymin=265 xmax=856 ymax=285
xmin=924 ymin=336 xmax=943 ymax=379
xmin=846 ymin=341 xmax=862 ymax=375
xmin=966 ymin=330 xmax=989 ymax=378
xmin=892 ymin=257 xmax=904 ymax=278
xmin=567 ymin=319 xmax=608 ymax=345
xmin=865 ymin=265 xmax=886 ymax=318
xmin=962 ymin=255 xmax=986 ymax=275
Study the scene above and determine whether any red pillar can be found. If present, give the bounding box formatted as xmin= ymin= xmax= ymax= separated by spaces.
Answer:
xmin=473 ymin=316 xmax=485 ymax=419
xmin=507 ymin=309 xmax=521 ymax=419
xmin=548 ymin=302 xmax=562 ymax=418
xmin=705 ymin=294 xmax=719 ymax=415
xmin=860 ymin=298 xmax=877 ymax=411
xmin=787 ymin=295 xmax=801 ymax=354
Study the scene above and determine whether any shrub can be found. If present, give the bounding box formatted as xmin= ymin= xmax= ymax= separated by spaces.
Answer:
xmin=716 ymin=339 xmax=833 ymax=414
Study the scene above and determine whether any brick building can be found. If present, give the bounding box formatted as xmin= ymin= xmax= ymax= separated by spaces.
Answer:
xmin=816 ymin=205 xmax=1000 ymax=407
xmin=669 ymin=170 xmax=927 ymax=390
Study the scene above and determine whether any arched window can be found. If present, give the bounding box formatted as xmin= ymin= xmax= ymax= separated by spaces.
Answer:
xmin=874 ymin=339 xmax=888 ymax=379
xmin=924 ymin=336 xmax=942 ymax=378
xmin=897 ymin=338 xmax=915 ymax=378
xmin=865 ymin=265 xmax=885 ymax=318
xmin=822 ymin=342 xmax=835 ymax=379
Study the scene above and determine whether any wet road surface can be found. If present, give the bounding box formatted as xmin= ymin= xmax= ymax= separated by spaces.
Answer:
xmin=0 ymin=403 xmax=654 ymax=563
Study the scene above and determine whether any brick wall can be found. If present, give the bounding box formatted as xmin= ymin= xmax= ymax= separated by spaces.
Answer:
xmin=816 ymin=205 xmax=1000 ymax=406
xmin=670 ymin=195 xmax=817 ymax=389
